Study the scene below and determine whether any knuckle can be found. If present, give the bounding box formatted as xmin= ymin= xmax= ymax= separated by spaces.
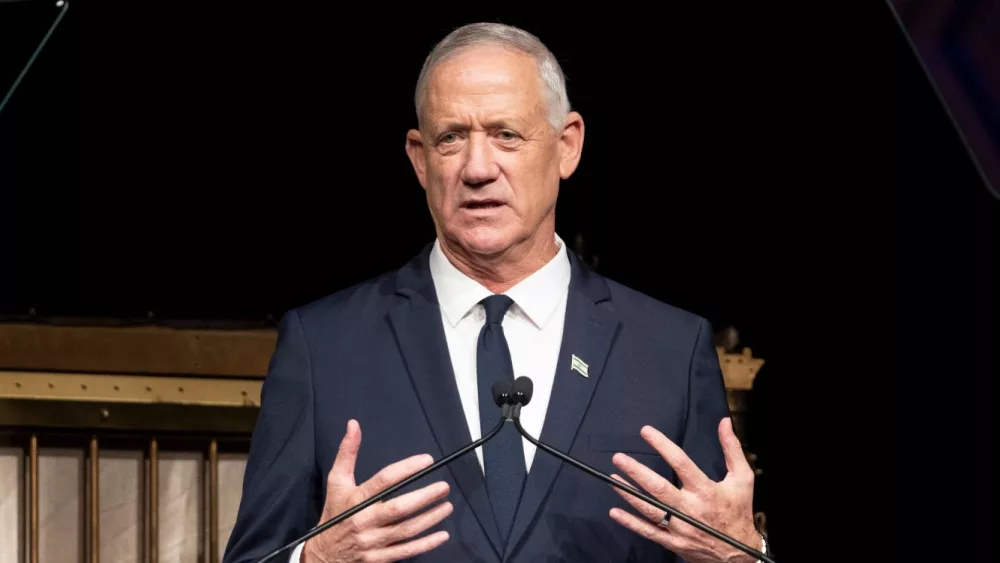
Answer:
xmin=650 ymin=481 xmax=669 ymax=498
xmin=399 ymin=521 xmax=420 ymax=540
xmin=399 ymin=540 xmax=422 ymax=558
xmin=354 ymin=531 xmax=376 ymax=551
xmin=390 ymin=517 xmax=413 ymax=538
xmin=384 ymin=501 xmax=405 ymax=521
xmin=346 ymin=514 xmax=365 ymax=534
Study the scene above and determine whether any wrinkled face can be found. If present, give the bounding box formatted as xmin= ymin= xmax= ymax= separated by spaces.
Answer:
xmin=406 ymin=45 xmax=583 ymax=258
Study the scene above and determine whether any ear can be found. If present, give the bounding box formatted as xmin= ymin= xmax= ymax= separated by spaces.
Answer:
xmin=405 ymin=129 xmax=428 ymax=190
xmin=557 ymin=111 xmax=585 ymax=179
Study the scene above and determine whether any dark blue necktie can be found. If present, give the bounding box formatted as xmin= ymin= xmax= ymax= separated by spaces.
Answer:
xmin=477 ymin=294 xmax=526 ymax=546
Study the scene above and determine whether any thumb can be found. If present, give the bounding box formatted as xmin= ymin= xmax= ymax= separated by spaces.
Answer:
xmin=328 ymin=419 xmax=361 ymax=489
xmin=718 ymin=417 xmax=751 ymax=479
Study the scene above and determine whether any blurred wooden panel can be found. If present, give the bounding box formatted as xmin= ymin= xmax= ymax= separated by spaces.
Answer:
xmin=0 ymin=371 xmax=262 ymax=407
xmin=0 ymin=399 xmax=259 ymax=434
xmin=0 ymin=323 xmax=276 ymax=378
xmin=0 ymin=448 xmax=21 ymax=563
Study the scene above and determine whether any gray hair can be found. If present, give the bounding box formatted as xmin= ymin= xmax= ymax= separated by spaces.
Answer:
xmin=414 ymin=22 xmax=571 ymax=131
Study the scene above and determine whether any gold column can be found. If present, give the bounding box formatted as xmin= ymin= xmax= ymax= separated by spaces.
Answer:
xmin=148 ymin=438 xmax=158 ymax=563
xmin=208 ymin=439 xmax=219 ymax=563
xmin=89 ymin=436 xmax=100 ymax=563
xmin=29 ymin=433 xmax=39 ymax=563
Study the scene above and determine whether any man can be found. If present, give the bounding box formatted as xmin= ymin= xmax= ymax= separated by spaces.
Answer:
xmin=223 ymin=22 xmax=768 ymax=563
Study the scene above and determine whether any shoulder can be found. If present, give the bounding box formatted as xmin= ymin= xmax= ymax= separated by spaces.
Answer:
xmin=280 ymin=267 xmax=402 ymax=335
xmin=595 ymin=275 xmax=714 ymax=352
xmin=603 ymin=276 xmax=708 ymax=332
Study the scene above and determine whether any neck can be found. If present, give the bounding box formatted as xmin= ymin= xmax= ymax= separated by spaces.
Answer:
xmin=439 ymin=226 xmax=560 ymax=294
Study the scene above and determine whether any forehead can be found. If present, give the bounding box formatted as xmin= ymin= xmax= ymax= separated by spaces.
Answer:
xmin=423 ymin=46 xmax=546 ymax=124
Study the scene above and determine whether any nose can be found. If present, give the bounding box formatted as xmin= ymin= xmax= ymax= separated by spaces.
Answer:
xmin=461 ymin=133 xmax=500 ymax=188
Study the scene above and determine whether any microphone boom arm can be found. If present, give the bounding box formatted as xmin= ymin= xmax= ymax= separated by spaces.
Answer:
xmin=0 ymin=0 xmax=71 ymax=116
xmin=510 ymin=408 xmax=774 ymax=563
xmin=257 ymin=407 xmax=511 ymax=563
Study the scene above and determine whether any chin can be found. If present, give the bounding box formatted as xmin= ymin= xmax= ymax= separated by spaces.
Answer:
xmin=452 ymin=226 xmax=519 ymax=257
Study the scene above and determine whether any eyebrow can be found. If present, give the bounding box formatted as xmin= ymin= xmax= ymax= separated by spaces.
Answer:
xmin=435 ymin=117 xmax=525 ymax=134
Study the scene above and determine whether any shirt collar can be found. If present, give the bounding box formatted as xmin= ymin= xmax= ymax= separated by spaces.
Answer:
xmin=429 ymin=234 xmax=571 ymax=329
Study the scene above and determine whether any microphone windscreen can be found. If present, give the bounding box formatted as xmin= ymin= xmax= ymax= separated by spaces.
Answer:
xmin=514 ymin=376 xmax=534 ymax=405
xmin=491 ymin=380 xmax=513 ymax=406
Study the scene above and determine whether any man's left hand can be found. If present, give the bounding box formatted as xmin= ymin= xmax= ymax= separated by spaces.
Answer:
xmin=608 ymin=417 xmax=761 ymax=563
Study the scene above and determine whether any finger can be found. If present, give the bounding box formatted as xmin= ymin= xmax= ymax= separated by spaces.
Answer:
xmin=609 ymin=507 xmax=685 ymax=554
xmin=355 ymin=453 xmax=435 ymax=502
xmin=612 ymin=453 xmax=682 ymax=508
xmin=363 ymin=480 xmax=450 ymax=529
xmin=609 ymin=473 xmax=665 ymax=523
xmin=328 ymin=419 xmax=361 ymax=489
xmin=718 ymin=418 xmax=754 ymax=482
xmin=640 ymin=425 xmax=712 ymax=490
xmin=361 ymin=530 xmax=450 ymax=563
xmin=357 ymin=500 xmax=453 ymax=550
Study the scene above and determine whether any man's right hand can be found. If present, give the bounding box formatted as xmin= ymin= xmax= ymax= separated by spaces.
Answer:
xmin=302 ymin=419 xmax=453 ymax=563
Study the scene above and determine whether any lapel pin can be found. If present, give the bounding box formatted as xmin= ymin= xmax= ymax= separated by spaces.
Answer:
xmin=570 ymin=354 xmax=589 ymax=378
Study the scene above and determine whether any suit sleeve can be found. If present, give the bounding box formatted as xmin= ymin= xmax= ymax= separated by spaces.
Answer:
xmin=679 ymin=318 xmax=731 ymax=482
xmin=223 ymin=309 xmax=322 ymax=563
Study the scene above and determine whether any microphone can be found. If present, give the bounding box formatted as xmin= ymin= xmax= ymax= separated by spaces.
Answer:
xmin=256 ymin=380 xmax=516 ymax=563
xmin=508 ymin=376 xmax=776 ymax=563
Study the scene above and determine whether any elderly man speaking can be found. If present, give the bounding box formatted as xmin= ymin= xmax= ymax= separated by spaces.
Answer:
xmin=223 ymin=22 xmax=768 ymax=563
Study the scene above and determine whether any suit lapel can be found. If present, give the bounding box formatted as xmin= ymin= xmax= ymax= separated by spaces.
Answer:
xmin=504 ymin=253 xmax=621 ymax=560
xmin=386 ymin=247 xmax=504 ymax=559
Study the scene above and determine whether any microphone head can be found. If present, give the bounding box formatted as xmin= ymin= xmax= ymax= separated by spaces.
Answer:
xmin=491 ymin=380 xmax=513 ymax=407
xmin=513 ymin=376 xmax=534 ymax=406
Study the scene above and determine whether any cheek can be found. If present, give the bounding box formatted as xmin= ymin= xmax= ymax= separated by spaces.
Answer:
xmin=425 ymin=161 xmax=450 ymax=187
xmin=426 ymin=164 xmax=462 ymax=209
xmin=506 ymin=157 xmax=558 ymax=208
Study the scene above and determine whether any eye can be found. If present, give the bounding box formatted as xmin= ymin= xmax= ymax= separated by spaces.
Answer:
xmin=438 ymin=132 xmax=459 ymax=144
xmin=497 ymin=130 xmax=519 ymax=141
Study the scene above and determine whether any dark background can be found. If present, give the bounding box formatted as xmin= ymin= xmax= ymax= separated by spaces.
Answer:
xmin=0 ymin=0 xmax=995 ymax=559
xmin=0 ymin=2 xmax=802 ymax=329
xmin=891 ymin=0 xmax=1000 ymax=200
xmin=893 ymin=1 xmax=996 ymax=560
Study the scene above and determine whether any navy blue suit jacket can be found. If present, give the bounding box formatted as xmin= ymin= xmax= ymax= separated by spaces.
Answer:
xmin=223 ymin=245 xmax=732 ymax=563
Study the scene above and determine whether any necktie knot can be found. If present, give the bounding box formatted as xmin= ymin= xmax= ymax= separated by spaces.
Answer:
xmin=480 ymin=294 xmax=514 ymax=325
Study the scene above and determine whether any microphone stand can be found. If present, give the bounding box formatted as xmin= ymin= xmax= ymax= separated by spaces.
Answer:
xmin=509 ymin=404 xmax=775 ymax=563
xmin=257 ymin=406 xmax=511 ymax=563
xmin=0 ymin=0 xmax=71 ymax=116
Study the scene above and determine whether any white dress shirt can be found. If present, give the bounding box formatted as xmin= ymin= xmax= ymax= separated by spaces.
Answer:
xmin=428 ymin=234 xmax=571 ymax=473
